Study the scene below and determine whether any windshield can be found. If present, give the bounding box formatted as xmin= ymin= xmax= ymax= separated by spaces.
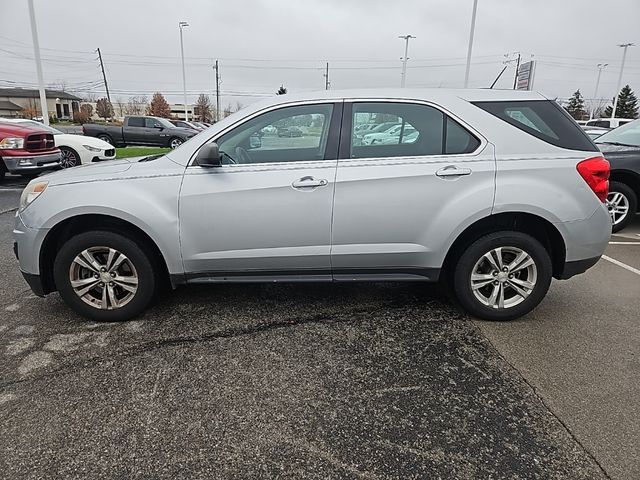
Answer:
xmin=596 ymin=119 xmax=640 ymax=147
xmin=156 ymin=118 xmax=175 ymax=129
xmin=17 ymin=120 xmax=62 ymax=135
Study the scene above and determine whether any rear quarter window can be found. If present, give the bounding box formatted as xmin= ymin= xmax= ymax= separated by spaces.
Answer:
xmin=473 ymin=100 xmax=597 ymax=152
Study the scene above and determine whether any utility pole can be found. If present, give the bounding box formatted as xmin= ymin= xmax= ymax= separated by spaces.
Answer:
xmin=464 ymin=0 xmax=479 ymax=88
xmin=323 ymin=62 xmax=330 ymax=90
xmin=512 ymin=52 xmax=521 ymax=89
xmin=399 ymin=35 xmax=416 ymax=88
xmin=590 ymin=63 xmax=607 ymax=120
xmin=96 ymin=48 xmax=111 ymax=104
xmin=179 ymin=21 xmax=189 ymax=121
xmin=213 ymin=60 xmax=220 ymax=122
xmin=610 ymin=43 xmax=634 ymax=120
xmin=27 ymin=0 xmax=49 ymax=125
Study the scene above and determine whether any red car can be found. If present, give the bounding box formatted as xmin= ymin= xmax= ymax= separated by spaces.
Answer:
xmin=0 ymin=121 xmax=61 ymax=179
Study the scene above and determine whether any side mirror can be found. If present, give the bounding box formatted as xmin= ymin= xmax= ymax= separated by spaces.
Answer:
xmin=195 ymin=142 xmax=221 ymax=167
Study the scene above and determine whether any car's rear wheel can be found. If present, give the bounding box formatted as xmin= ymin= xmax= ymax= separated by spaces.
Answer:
xmin=453 ymin=232 xmax=552 ymax=321
xmin=60 ymin=146 xmax=80 ymax=168
xmin=97 ymin=134 xmax=113 ymax=145
xmin=53 ymin=231 xmax=156 ymax=321
xmin=607 ymin=181 xmax=636 ymax=233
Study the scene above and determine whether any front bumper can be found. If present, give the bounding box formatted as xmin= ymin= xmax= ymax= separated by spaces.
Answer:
xmin=2 ymin=152 xmax=62 ymax=174
xmin=91 ymin=148 xmax=116 ymax=162
xmin=14 ymin=212 xmax=50 ymax=295
xmin=21 ymin=270 xmax=46 ymax=297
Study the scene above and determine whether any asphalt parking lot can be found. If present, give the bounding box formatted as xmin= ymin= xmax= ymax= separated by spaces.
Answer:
xmin=0 ymin=175 xmax=638 ymax=479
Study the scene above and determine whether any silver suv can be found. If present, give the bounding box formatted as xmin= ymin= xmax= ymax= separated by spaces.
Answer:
xmin=14 ymin=89 xmax=611 ymax=322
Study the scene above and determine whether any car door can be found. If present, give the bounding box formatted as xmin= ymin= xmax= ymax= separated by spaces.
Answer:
xmin=144 ymin=117 xmax=168 ymax=146
xmin=122 ymin=117 xmax=148 ymax=144
xmin=179 ymin=102 xmax=342 ymax=280
xmin=331 ymin=100 xmax=495 ymax=280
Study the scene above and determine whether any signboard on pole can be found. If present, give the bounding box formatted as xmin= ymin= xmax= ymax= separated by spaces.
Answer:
xmin=516 ymin=61 xmax=536 ymax=90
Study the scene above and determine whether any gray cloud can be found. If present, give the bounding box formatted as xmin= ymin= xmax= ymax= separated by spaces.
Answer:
xmin=1 ymin=0 xmax=639 ymax=108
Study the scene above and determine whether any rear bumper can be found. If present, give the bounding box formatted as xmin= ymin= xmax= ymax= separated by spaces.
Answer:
xmin=557 ymin=255 xmax=601 ymax=280
xmin=2 ymin=152 xmax=62 ymax=174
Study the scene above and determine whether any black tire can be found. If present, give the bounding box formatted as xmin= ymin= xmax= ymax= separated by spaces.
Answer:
xmin=0 ymin=160 xmax=6 ymax=180
xmin=608 ymin=181 xmax=637 ymax=233
xmin=453 ymin=231 xmax=552 ymax=321
xmin=53 ymin=231 xmax=157 ymax=322
xmin=60 ymin=146 xmax=80 ymax=168
xmin=168 ymin=137 xmax=183 ymax=149
xmin=97 ymin=134 xmax=114 ymax=146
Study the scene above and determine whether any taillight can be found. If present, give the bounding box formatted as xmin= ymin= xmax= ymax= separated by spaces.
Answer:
xmin=577 ymin=156 xmax=609 ymax=202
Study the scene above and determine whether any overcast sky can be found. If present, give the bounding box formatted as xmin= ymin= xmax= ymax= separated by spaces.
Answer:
xmin=1 ymin=0 xmax=639 ymax=110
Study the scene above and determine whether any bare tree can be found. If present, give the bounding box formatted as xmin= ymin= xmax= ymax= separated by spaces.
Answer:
xmin=114 ymin=96 xmax=126 ymax=118
xmin=195 ymin=94 xmax=213 ymax=122
xmin=124 ymin=95 xmax=149 ymax=115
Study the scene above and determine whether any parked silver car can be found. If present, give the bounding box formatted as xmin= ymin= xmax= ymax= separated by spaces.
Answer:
xmin=14 ymin=89 xmax=611 ymax=322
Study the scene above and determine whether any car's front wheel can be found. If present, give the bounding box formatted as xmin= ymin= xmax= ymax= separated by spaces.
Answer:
xmin=607 ymin=181 xmax=637 ymax=233
xmin=169 ymin=137 xmax=183 ymax=149
xmin=53 ymin=231 xmax=156 ymax=321
xmin=453 ymin=232 xmax=552 ymax=321
xmin=60 ymin=147 xmax=80 ymax=168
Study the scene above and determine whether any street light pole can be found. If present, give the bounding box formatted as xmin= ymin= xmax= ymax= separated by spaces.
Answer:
xmin=399 ymin=35 xmax=416 ymax=88
xmin=610 ymin=43 xmax=634 ymax=120
xmin=27 ymin=0 xmax=49 ymax=125
xmin=590 ymin=63 xmax=607 ymax=120
xmin=179 ymin=21 xmax=189 ymax=121
xmin=464 ymin=0 xmax=479 ymax=88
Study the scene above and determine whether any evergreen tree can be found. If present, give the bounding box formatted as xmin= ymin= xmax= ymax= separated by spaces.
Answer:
xmin=564 ymin=90 xmax=587 ymax=120
xmin=276 ymin=85 xmax=287 ymax=95
xmin=604 ymin=85 xmax=639 ymax=118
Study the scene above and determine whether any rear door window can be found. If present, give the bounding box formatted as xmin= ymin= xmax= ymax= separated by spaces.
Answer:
xmin=347 ymin=102 xmax=481 ymax=159
xmin=127 ymin=117 xmax=145 ymax=127
xmin=473 ymin=100 xmax=597 ymax=151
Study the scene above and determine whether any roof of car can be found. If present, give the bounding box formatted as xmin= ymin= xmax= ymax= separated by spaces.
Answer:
xmin=260 ymin=88 xmax=547 ymax=104
xmin=240 ymin=88 xmax=548 ymax=115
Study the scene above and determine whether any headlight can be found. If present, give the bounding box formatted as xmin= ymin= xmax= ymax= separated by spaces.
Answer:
xmin=19 ymin=181 xmax=48 ymax=211
xmin=0 ymin=137 xmax=24 ymax=149
xmin=82 ymin=144 xmax=102 ymax=152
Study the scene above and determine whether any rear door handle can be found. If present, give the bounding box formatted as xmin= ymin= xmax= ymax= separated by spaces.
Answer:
xmin=436 ymin=166 xmax=472 ymax=177
xmin=292 ymin=176 xmax=328 ymax=189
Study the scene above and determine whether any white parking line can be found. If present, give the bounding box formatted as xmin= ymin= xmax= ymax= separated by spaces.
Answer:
xmin=609 ymin=242 xmax=640 ymax=245
xmin=602 ymin=255 xmax=640 ymax=276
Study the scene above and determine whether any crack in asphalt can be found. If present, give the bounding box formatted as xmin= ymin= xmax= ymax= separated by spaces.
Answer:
xmin=0 ymin=207 xmax=18 ymax=215
xmin=473 ymin=322 xmax=612 ymax=480
xmin=0 ymin=307 xmax=381 ymax=390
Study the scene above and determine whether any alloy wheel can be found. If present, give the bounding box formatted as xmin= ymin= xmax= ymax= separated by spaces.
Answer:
xmin=170 ymin=138 xmax=183 ymax=149
xmin=69 ymin=246 xmax=139 ymax=310
xmin=470 ymin=246 xmax=538 ymax=309
xmin=60 ymin=149 xmax=79 ymax=168
xmin=606 ymin=191 xmax=629 ymax=227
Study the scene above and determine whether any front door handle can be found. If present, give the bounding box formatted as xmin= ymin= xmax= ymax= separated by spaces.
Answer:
xmin=436 ymin=166 xmax=472 ymax=177
xmin=292 ymin=176 xmax=328 ymax=189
